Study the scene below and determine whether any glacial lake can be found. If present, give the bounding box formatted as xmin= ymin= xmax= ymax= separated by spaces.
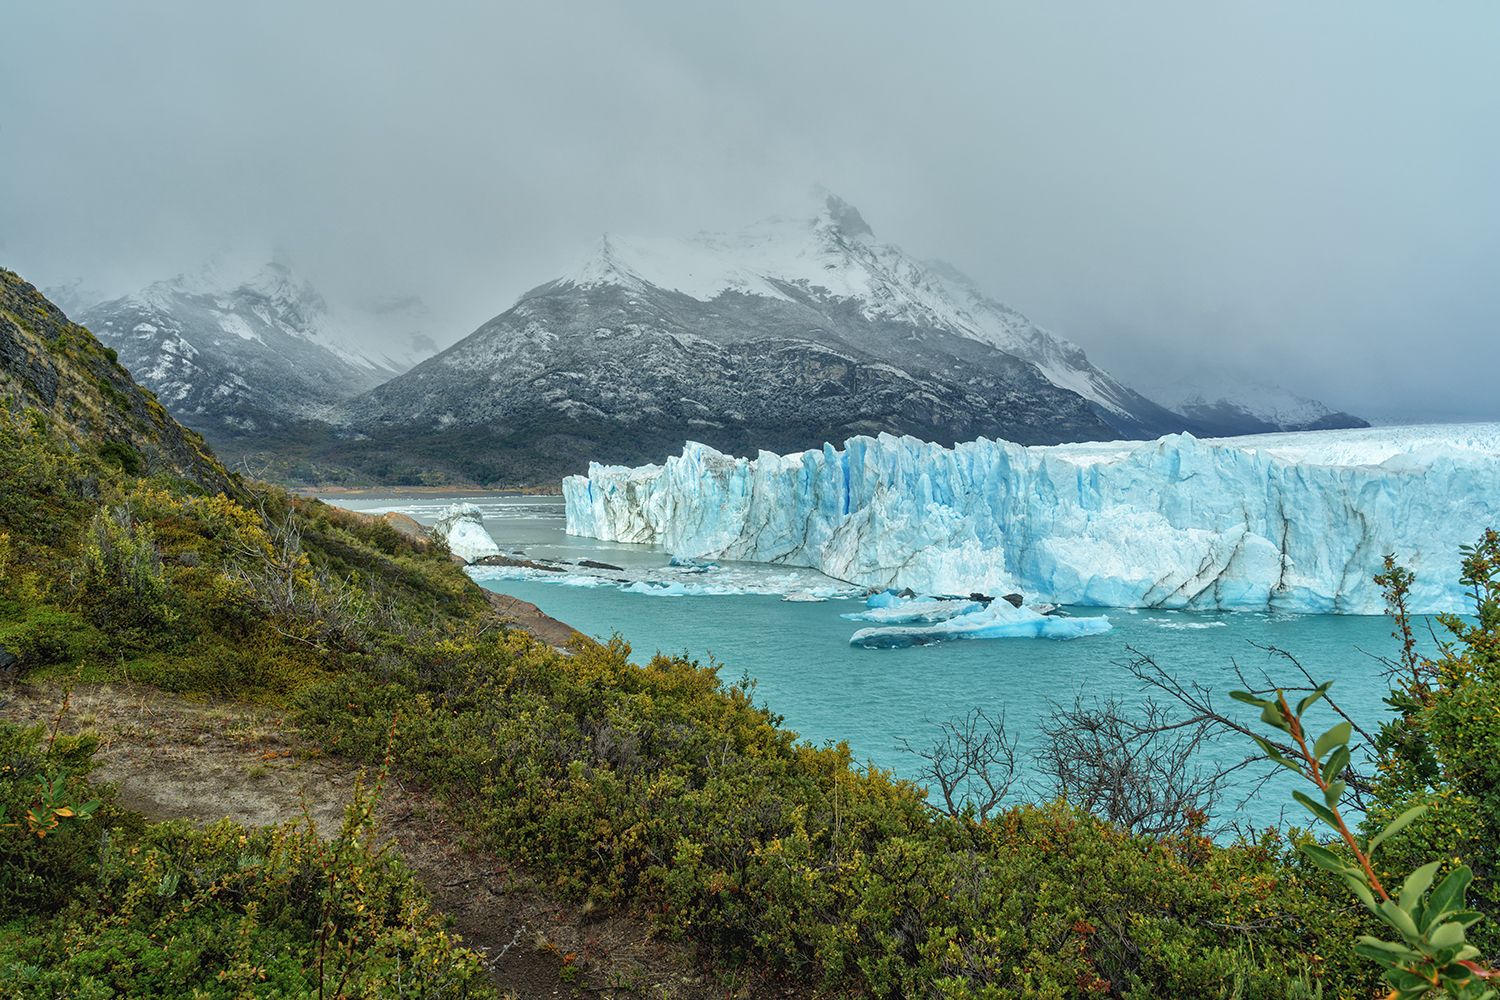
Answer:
xmin=321 ymin=492 xmax=1435 ymax=832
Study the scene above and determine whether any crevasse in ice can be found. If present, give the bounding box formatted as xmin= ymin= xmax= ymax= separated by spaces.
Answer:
xmin=562 ymin=424 xmax=1500 ymax=614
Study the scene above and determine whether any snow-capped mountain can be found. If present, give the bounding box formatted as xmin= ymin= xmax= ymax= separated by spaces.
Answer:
xmin=80 ymin=261 xmax=409 ymax=438
xmin=339 ymin=194 xmax=1187 ymax=484
xmin=1142 ymin=372 xmax=1369 ymax=435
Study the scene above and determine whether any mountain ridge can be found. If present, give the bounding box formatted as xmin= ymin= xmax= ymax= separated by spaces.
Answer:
xmin=321 ymin=194 xmax=1189 ymax=483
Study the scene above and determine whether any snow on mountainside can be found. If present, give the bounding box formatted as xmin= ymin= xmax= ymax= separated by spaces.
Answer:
xmin=1142 ymin=370 xmax=1369 ymax=435
xmin=558 ymin=193 xmax=1180 ymax=436
xmin=341 ymin=193 xmax=1187 ymax=484
xmin=81 ymin=261 xmax=410 ymax=437
xmin=565 ymin=422 xmax=1500 ymax=615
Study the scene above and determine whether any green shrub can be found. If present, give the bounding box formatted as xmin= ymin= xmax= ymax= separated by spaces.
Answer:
xmin=74 ymin=505 xmax=173 ymax=634
xmin=0 ymin=720 xmax=495 ymax=999
xmin=296 ymin=634 xmax=1366 ymax=997
xmin=0 ymin=720 xmax=109 ymax=915
xmin=0 ymin=606 xmax=102 ymax=672
xmin=96 ymin=439 xmax=141 ymax=475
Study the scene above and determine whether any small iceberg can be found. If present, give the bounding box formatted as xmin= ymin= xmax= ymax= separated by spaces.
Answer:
xmin=433 ymin=502 xmax=501 ymax=564
xmin=782 ymin=590 xmax=827 ymax=603
xmin=668 ymin=555 xmax=718 ymax=573
xmin=842 ymin=591 xmax=986 ymax=624
xmin=849 ymin=595 xmax=1111 ymax=648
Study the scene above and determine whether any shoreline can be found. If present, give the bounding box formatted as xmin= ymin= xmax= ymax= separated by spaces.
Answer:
xmin=297 ymin=483 xmax=562 ymax=498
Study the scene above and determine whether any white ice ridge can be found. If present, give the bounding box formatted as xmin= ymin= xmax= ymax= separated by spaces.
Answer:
xmin=563 ymin=423 xmax=1500 ymax=615
xmin=433 ymin=502 xmax=501 ymax=564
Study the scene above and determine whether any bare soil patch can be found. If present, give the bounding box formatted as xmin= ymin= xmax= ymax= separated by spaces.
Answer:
xmin=0 ymin=682 xmax=797 ymax=999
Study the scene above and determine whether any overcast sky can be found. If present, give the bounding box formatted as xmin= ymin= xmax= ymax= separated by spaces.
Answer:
xmin=3 ymin=2 xmax=1496 ymax=421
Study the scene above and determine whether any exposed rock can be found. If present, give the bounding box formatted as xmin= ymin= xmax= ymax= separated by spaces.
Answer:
xmin=576 ymin=559 xmax=624 ymax=571
xmin=472 ymin=553 xmax=564 ymax=573
xmin=483 ymin=591 xmax=582 ymax=650
xmin=321 ymin=197 xmax=1185 ymax=485
xmin=1001 ymin=593 xmax=1024 ymax=608
xmin=379 ymin=511 xmax=431 ymax=548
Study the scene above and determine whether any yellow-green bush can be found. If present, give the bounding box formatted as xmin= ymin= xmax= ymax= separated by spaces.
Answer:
xmin=0 ymin=721 xmax=494 ymax=999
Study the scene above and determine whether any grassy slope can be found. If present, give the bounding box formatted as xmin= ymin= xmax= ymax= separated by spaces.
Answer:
xmin=0 ymin=268 xmax=1378 ymax=998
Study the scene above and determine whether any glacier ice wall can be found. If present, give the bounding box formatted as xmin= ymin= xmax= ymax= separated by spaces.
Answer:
xmin=562 ymin=424 xmax=1500 ymax=614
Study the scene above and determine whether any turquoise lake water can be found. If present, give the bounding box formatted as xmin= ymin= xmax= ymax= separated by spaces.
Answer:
xmin=324 ymin=493 xmax=1433 ymax=831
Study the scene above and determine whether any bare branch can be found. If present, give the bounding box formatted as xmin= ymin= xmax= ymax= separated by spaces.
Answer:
xmin=897 ymin=708 xmax=1017 ymax=822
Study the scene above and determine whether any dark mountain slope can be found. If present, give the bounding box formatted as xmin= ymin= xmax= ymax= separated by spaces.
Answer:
xmin=1 ymin=267 xmax=232 ymax=493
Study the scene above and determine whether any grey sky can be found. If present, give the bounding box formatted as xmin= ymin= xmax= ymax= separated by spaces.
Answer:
xmin=3 ymin=1 xmax=1496 ymax=422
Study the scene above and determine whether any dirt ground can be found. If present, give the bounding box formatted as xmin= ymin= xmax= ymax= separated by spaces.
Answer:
xmin=0 ymin=682 xmax=798 ymax=1000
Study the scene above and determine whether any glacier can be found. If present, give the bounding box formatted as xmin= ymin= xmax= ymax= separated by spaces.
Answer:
xmin=562 ymin=423 xmax=1500 ymax=615
xmin=433 ymin=502 xmax=501 ymax=564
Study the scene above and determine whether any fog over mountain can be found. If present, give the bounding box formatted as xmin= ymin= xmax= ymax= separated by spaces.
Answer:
xmin=3 ymin=2 xmax=1496 ymax=423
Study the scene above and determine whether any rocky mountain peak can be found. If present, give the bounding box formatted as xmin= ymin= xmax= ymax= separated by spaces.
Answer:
xmin=817 ymin=192 xmax=874 ymax=240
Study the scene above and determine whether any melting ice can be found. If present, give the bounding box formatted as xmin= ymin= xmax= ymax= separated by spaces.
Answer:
xmin=563 ymin=423 xmax=1500 ymax=615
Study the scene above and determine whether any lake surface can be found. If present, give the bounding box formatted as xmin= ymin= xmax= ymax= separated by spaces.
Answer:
xmin=322 ymin=492 xmax=1433 ymax=831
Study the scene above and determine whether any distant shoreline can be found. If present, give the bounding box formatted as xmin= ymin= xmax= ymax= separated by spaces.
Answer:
xmin=297 ymin=483 xmax=563 ymax=498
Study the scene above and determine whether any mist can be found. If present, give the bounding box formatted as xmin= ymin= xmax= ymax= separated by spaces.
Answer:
xmin=3 ymin=1 xmax=1496 ymax=422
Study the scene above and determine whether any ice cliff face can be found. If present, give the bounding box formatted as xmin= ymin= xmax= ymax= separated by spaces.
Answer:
xmin=563 ymin=423 xmax=1500 ymax=615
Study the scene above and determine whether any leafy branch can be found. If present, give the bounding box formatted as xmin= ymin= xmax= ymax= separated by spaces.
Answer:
xmin=1234 ymin=682 xmax=1497 ymax=999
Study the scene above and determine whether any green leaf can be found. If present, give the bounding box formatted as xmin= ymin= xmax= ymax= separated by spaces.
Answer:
xmin=1301 ymin=843 xmax=1357 ymax=877
xmin=1296 ymin=682 xmax=1332 ymax=716
xmin=1342 ymin=873 xmax=1377 ymax=910
xmin=1314 ymin=721 xmax=1352 ymax=758
xmin=1229 ymin=690 xmax=1272 ymax=709
xmin=1323 ymin=745 xmax=1351 ymax=783
xmin=1292 ymin=790 xmax=1340 ymax=829
xmin=1251 ymin=735 xmax=1302 ymax=775
xmin=1259 ymin=704 xmax=1290 ymax=733
xmin=1379 ymin=898 xmax=1422 ymax=941
xmin=1353 ymin=936 xmax=1421 ymax=962
xmin=1323 ymin=780 xmax=1347 ymax=809
xmin=1449 ymin=909 xmax=1485 ymax=929
xmin=1428 ymin=921 xmax=1465 ymax=950
xmin=1398 ymin=860 xmax=1442 ymax=913
xmin=1369 ymin=805 xmax=1427 ymax=855
xmin=1423 ymin=866 xmax=1472 ymax=926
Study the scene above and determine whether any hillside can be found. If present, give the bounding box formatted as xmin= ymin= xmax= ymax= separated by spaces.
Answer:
xmin=0 ymin=271 xmax=1398 ymax=997
xmin=1 ymin=268 xmax=231 ymax=493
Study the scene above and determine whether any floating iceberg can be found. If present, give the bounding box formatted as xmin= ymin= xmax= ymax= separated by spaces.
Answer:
xmin=850 ymin=600 xmax=1112 ymax=648
xmin=841 ymin=592 xmax=987 ymax=624
xmin=563 ymin=423 xmax=1500 ymax=614
xmin=433 ymin=502 xmax=501 ymax=564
